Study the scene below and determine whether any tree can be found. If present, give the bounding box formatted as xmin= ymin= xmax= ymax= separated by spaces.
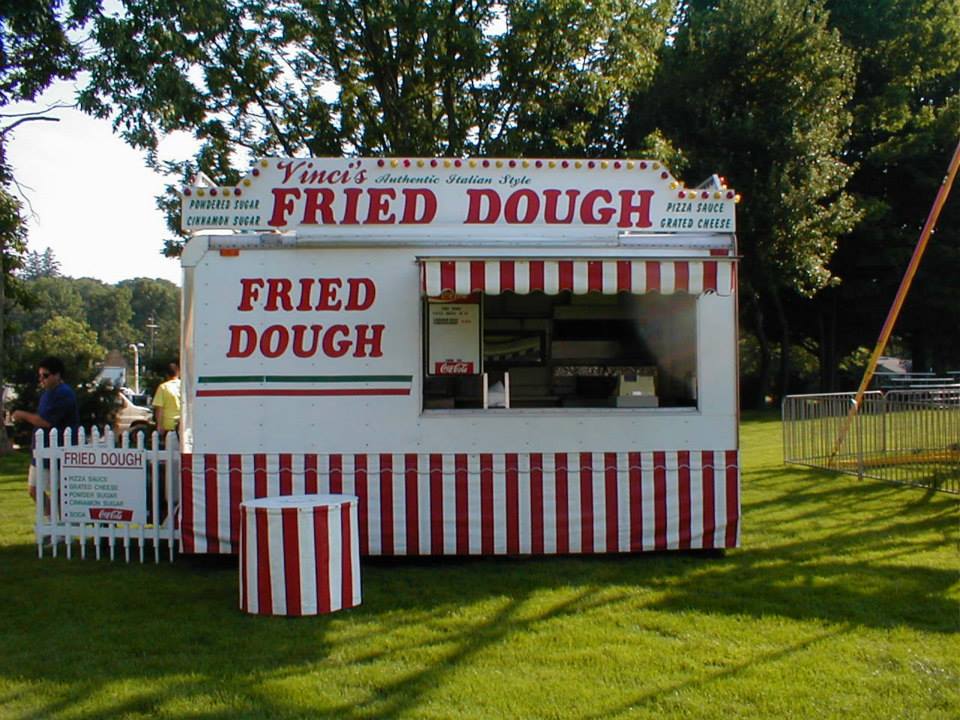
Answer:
xmin=72 ymin=277 xmax=135 ymax=352
xmin=0 ymin=1 xmax=96 ymax=235
xmin=118 ymin=277 xmax=180 ymax=361
xmin=20 ymin=247 xmax=61 ymax=279
xmin=22 ymin=315 xmax=104 ymax=374
xmin=818 ymin=0 xmax=960 ymax=378
xmin=625 ymin=0 xmax=861 ymax=405
xmin=0 ymin=0 xmax=94 ymax=105
xmin=79 ymin=0 xmax=673 ymax=254
xmin=0 ymin=186 xmax=27 ymax=451
xmin=9 ymin=275 xmax=141 ymax=393
xmin=11 ymin=275 xmax=85 ymax=336
xmin=4 ymin=274 xmax=182 ymax=425
xmin=0 ymin=1 xmax=100 ymax=447
xmin=9 ymin=275 xmax=181 ymax=369
xmin=489 ymin=0 xmax=675 ymax=156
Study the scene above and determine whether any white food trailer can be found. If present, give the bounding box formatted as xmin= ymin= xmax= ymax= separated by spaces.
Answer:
xmin=178 ymin=157 xmax=740 ymax=556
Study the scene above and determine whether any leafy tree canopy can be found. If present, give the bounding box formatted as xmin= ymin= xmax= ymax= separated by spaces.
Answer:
xmin=3 ymin=0 xmax=956 ymax=400
xmin=22 ymin=315 xmax=105 ymax=376
xmin=822 ymin=0 xmax=960 ymax=371
xmin=78 ymin=0 xmax=675 ymax=253
xmin=0 ymin=0 xmax=98 ymax=105
xmin=630 ymin=0 xmax=860 ymax=299
xmin=625 ymin=0 xmax=862 ymax=403
xmin=118 ymin=277 xmax=181 ymax=361
xmin=0 ymin=186 xmax=27 ymax=272
xmin=20 ymin=247 xmax=62 ymax=279
xmin=74 ymin=278 xmax=135 ymax=351
xmin=11 ymin=275 xmax=85 ymax=333
xmin=8 ymin=255 xmax=181 ymax=389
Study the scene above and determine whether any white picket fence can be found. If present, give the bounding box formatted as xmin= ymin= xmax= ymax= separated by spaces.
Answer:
xmin=33 ymin=428 xmax=180 ymax=562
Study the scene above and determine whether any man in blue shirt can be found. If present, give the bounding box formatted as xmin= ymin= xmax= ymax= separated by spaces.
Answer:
xmin=13 ymin=356 xmax=80 ymax=501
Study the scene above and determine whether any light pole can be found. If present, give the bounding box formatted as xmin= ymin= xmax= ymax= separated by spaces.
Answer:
xmin=146 ymin=316 xmax=158 ymax=358
xmin=128 ymin=342 xmax=145 ymax=394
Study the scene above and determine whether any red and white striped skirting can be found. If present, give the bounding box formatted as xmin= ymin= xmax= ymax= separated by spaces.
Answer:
xmin=182 ymin=450 xmax=740 ymax=556
xmin=239 ymin=494 xmax=361 ymax=615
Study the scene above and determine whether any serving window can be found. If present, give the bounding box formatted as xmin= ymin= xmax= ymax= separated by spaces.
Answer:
xmin=420 ymin=258 xmax=723 ymax=411
xmin=423 ymin=292 xmax=696 ymax=410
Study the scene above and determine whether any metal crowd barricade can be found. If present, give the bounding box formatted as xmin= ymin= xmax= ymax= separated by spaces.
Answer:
xmin=783 ymin=388 xmax=960 ymax=494
xmin=32 ymin=428 xmax=181 ymax=562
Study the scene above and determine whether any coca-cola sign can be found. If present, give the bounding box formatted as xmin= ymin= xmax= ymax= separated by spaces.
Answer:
xmin=427 ymin=299 xmax=480 ymax=376
xmin=435 ymin=360 xmax=475 ymax=375
xmin=89 ymin=508 xmax=135 ymax=522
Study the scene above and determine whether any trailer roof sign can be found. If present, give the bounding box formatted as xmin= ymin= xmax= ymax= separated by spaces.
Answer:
xmin=180 ymin=157 xmax=738 ymax=237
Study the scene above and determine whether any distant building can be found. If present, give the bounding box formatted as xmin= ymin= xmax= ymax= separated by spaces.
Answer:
xmin=96 ymin=349 xmax=128 ymax=387
xmin=877 ymin=356 xmax=911 ymax=374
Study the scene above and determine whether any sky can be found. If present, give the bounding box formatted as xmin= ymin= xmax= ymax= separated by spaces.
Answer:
xmin=6 ymin=81 xmax=192 ymax=286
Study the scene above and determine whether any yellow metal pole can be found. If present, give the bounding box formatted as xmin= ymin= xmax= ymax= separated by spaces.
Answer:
xmin=830 ymin=137 xmax=960 ymax=461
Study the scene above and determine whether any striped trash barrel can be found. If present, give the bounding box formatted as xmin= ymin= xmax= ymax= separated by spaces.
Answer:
xmin=239 ymin=494 xmax=361 ymax=616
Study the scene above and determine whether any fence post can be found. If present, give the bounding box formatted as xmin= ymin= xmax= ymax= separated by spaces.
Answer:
xmin=167 ymin=432 xmax=179 ymax=563
xmin=853 ymin=396 xmax=864 ymax=480
xmin=34 ymin=428 xmax=46 ymax=557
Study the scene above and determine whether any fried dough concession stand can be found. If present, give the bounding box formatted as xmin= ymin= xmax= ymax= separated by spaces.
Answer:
xmin=178 ymin=157 xmax=740 ymax=557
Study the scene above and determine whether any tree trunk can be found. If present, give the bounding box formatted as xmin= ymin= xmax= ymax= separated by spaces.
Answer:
xmin=771 ymin=288 xmax=791 ymax=400
xmin=745 ymin=292 xmax=772 ymax=409
xmin=818 ymin=292 xmax=838 ymax=392
xmin=0 ymin=250 xmax=11 ymax=454
xmin=756 ymin=319 xmax=772 ymax=408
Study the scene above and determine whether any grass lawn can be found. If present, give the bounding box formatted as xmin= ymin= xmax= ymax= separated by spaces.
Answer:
xmin=0 ymin=413 xmax=956 ymax=719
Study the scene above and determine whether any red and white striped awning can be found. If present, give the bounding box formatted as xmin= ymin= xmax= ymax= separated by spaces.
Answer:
xmin=421 ymin=258 xmax=734 ymax=296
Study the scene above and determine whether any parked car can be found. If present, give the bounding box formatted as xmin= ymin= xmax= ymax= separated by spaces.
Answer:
xmin=115 ymin=390 xmax=154 ymax=434
xmin=2 ymin=384 xmax=16 ymax=433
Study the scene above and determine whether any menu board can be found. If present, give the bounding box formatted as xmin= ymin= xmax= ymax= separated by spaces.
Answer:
xmin=427 ymin=297 xmax=481 ymax=375
xmin=59 ymin=449 xmax=147 ymax=524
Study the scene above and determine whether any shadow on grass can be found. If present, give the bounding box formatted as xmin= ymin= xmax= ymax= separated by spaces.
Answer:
xmin=579 ymin=625 xmax=853 ymax=720
xmin=0 ymin=445 xmax=956 ymax=718
xmin=0 ymin=501 xmax=956 ymax=718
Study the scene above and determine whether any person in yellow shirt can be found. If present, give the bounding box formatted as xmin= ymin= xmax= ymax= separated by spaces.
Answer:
xmin=152 ymin=362 xmax=181 ymax=435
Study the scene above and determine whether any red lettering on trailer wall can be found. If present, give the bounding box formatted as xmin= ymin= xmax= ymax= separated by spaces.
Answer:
xmin=226 ymin=276 xmax=386 ymax=360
